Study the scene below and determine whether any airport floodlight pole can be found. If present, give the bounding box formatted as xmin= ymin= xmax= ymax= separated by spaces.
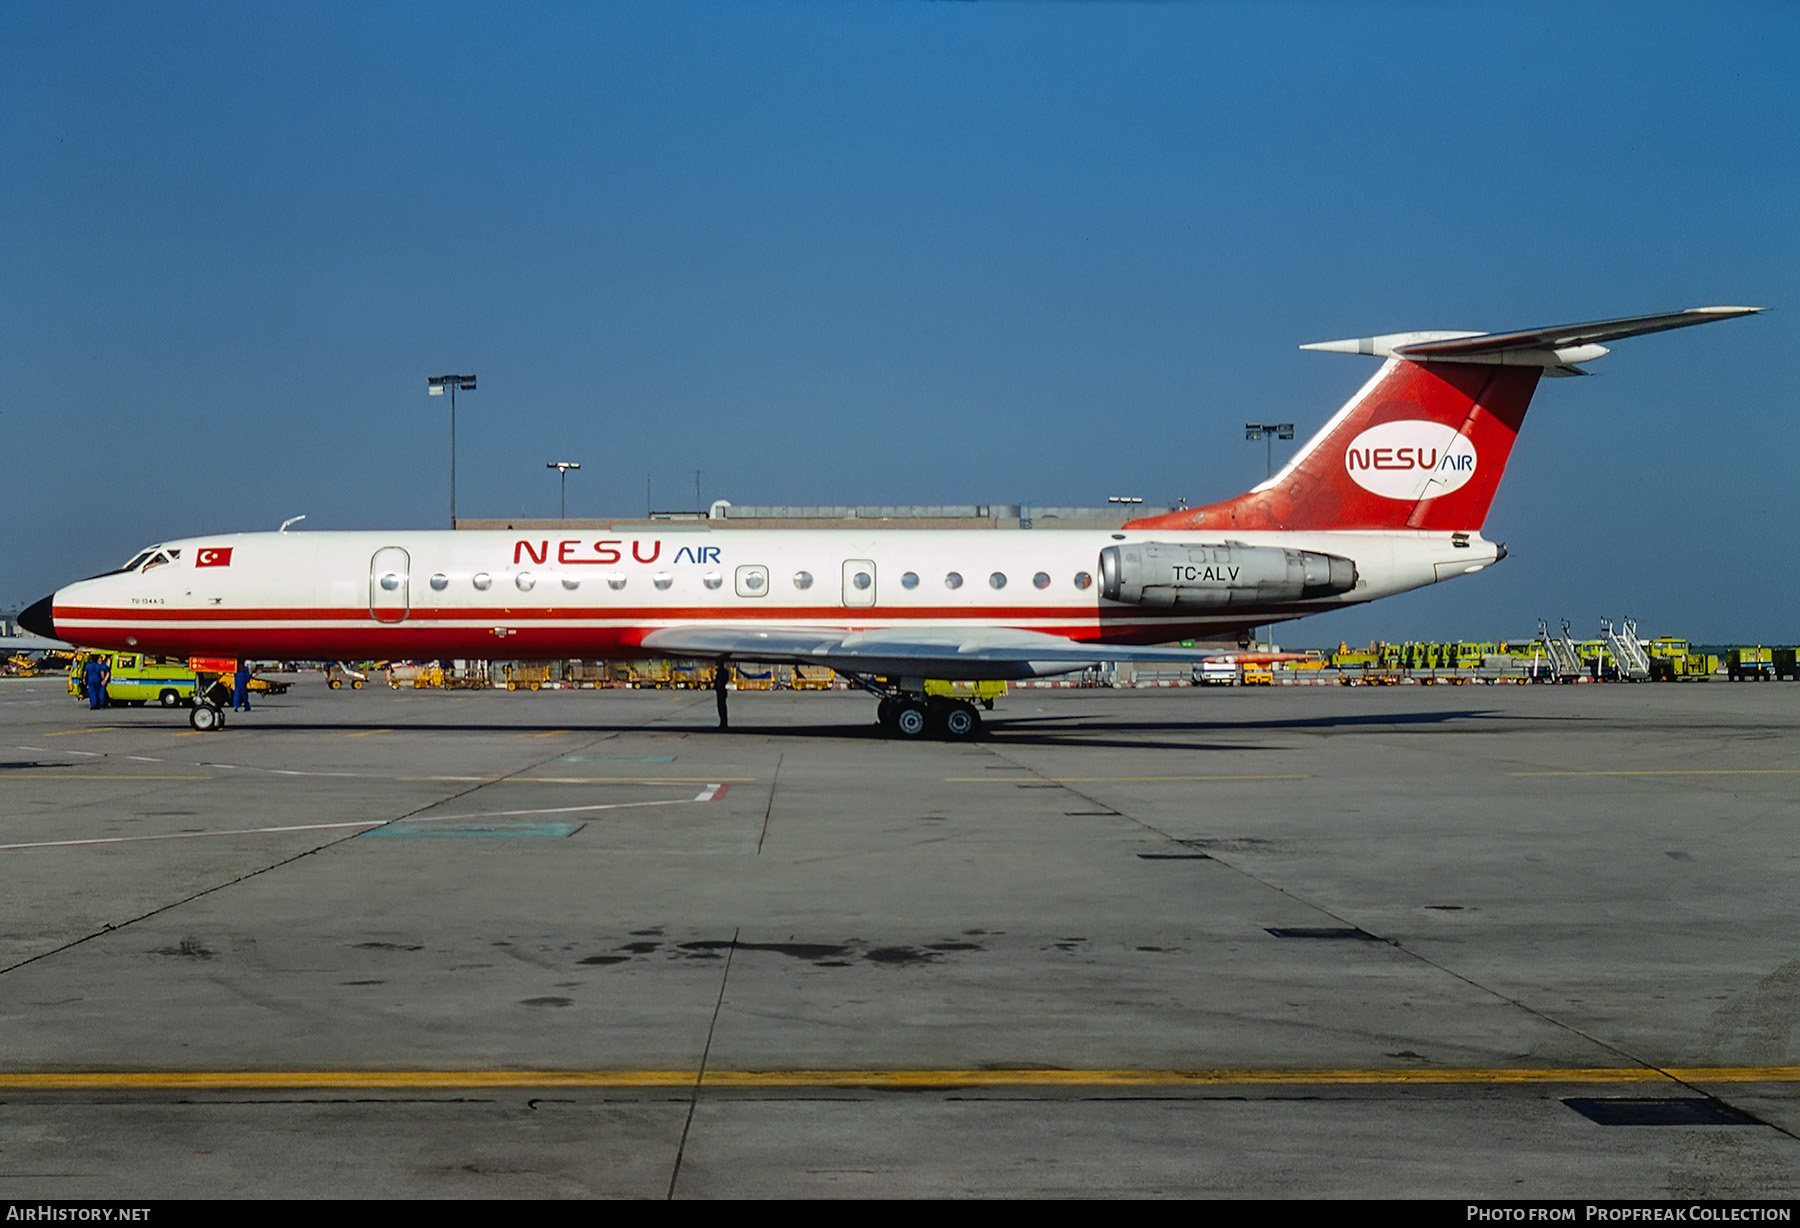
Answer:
xmin=1244 ymin=422 xmax=1295 ymax=479
xmin=547 ymin=461 xmax=581 ymax=519
xmin=1240 ymin=424 xmax=1292 ymax=654
xmin=427 ymin=374 xmax=477 ymax=527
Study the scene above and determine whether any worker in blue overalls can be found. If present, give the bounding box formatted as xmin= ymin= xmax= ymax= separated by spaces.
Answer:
xmin=232 ymin=660 xmax=251 ymax=712
xmin=84 ymin=655 xmax=110 ymax=710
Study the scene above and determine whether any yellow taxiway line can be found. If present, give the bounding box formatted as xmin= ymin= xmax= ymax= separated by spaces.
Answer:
xmin=4 ymin=774 xmax=215 ymax=781
xmin=1511 ymin=769 xmax=1800 ymax=778
xmin=3 ymin=1066 xmax=1797 ymax=1091
xmin=944 ymin=775 xmax=1310 ymax=784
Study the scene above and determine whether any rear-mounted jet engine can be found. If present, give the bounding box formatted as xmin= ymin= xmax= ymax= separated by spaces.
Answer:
xmin=1098 ymin=542 xmax=1357 ymax=608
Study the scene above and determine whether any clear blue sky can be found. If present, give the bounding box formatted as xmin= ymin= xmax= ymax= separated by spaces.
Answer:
xmin=4 ymin=1 xmax=1794 ymax=644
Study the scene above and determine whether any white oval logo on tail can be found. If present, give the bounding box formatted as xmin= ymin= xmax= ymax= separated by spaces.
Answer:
xmin=1343 ymin=420 xmax=1477 ymax=501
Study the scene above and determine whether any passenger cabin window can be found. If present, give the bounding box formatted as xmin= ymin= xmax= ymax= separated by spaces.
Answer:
xmin=703 ymin=572 xmax=724 ymax=591
xmin=561 ymin=576 xmax=580 ymax=591
xmin=944 ymin=571 xmax=963 ymax=590
xmin=735 ymin=565 xmax=769 ymax=597
xmin=515 ymin=573 xmax=535 ymax=592
xmin=653 ymin=572 xmax=673 ymax=591
xmin=1033 ymin=572 xmax=1051 ymax=590
xmin=607 ymin=573 xmax=627 ymax=591
xmin=901 ymin=572 xmax=919 ymax=590
xmin=793 ymin=570 xmax=814 ymax=590
xmin=1074 ymin=571 xmax=1093 ymax=590
xmin=472 ymin=573 xmax=492 ymax=591
xmin=989 ymin=572 xmax=1007 ymax=590
xmin=429 ymin=574 xmax=449 ymax=591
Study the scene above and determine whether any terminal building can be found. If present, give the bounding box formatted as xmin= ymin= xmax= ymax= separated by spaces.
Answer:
xmin=456 ymin=501 xmax=1179 ymax=533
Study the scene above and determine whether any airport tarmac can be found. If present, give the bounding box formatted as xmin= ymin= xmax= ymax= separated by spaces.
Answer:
xmin=1 ymin=677 xmax=1799 ymax=1198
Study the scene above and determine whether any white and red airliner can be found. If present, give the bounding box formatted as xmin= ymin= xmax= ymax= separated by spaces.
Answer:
xmin=22 ymin=306 xmax=1758 ymax=736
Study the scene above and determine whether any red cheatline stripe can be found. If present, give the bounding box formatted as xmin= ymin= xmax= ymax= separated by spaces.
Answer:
xmin=56 ymin=602 xmax=1330 ymax=625
xmin=61 ymin=604 xmax=1106 ymax=622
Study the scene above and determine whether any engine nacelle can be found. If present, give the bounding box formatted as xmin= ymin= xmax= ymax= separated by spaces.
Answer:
xmin=1099 ymin=541 xmax=1358 ymax=608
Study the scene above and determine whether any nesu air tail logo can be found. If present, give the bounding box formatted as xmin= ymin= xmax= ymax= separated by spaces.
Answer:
xmin=1343 ymin=420 xmax=1478 ymax=501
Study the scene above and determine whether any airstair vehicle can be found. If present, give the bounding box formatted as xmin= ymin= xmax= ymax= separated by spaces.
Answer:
xmin=1602 ymin=617 xmax=1652 ymax=682
xmin=1539 ymin=619 xmax=1587 ymax=681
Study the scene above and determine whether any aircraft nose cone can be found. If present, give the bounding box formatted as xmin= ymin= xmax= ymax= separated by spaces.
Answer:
xmin=17 ymin=595 xmax=56 ymax=640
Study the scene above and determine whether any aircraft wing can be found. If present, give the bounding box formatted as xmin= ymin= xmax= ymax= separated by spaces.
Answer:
xmin=638 ymin=624 xmax=1229 ymax=681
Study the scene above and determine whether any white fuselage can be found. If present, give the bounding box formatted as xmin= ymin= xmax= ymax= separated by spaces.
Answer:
xmin=49 ymin=527 xmax=1497 ymax=663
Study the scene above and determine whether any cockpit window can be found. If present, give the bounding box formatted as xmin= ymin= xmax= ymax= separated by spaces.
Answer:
xmin=142 ymin=552 xmax=172 ymax=573
xmin=122 ymin=551 xmax=155 ymax=572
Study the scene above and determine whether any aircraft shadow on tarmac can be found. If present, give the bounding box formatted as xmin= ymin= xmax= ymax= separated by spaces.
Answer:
xmin=59 ymin=704 xmax=1582 ymax=753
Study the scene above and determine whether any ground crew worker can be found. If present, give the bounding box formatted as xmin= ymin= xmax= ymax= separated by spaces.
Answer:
xmin=232 ymin=661 xmax=251 ymax=712
xmin=714 ymin=662 xmax=729 ymax=730
xmin=84 ymin=655 xmax=110 ymax=710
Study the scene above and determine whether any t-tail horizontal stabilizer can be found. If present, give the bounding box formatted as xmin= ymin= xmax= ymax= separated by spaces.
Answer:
xmin=1126 ymin=304 xmax=1761 ymax=534
xmin=1301 ymin=305 xmax=1762 ymax=376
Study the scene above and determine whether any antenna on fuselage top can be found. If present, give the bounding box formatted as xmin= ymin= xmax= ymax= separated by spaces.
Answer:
xmin=279 ymin=515 xmax=307 ymax=533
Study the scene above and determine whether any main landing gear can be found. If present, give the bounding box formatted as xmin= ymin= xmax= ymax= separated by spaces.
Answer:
xmin=853 ymin=676 xmax=983 ymax=741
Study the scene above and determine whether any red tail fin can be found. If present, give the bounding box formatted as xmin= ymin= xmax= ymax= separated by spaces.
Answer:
xmin=1130 ymin=307 xmax=1762 ymax=534
xmin=1130 ymin=359 xmax=1540 ymax=533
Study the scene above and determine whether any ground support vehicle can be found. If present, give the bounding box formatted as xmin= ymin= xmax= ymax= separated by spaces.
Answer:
xmin=669 ymin=662 xmax=716 ymax=690
xmin=621 ymin=661 xmax=675 ymax=689
xmin=69 ymin=650 xmax=205 ymax=708
xmin=1337 ymin=664 xmax=1405 ymax=685
xmin=923 ymin=678 xmax=1006 ymax=709
xmin=245 ymin=675 xmax=290 ymax=696
xmin=1650 ymin=652 xmax=1716 ymax=681
xmin=439 ymin=663 xmax=489 ymax=689
xmin=324 ymin=664 xmax=367 ymax=690
xmin=5 ymin=653 xmax=46 ymax=677
xmin=501 ymin=662 xmax=553 ymax=691
xmin=561 ymin=661 xmax=610 ymax=688
xmin=789 ymin=666 xmax=835 ymax=691
xmin=1775 ymin=649 xmax=1800 ymax=682
xmin=733 ymin=664 xmax=778 ymax=691
xmin=386 ymin=664 xmax=442 ymax=689
xmin=1728 ymin=648 xmax=1775 ymax=681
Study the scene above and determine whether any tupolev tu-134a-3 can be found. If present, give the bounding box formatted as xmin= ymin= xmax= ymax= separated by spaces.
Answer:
xmin=20 ymin=306 xmax=1760 ymax=738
